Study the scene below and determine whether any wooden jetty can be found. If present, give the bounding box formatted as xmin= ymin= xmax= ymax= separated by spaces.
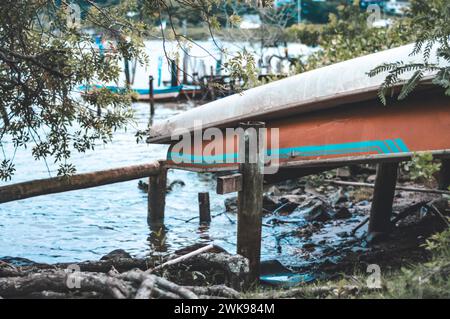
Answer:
xmin=147 ymin=43 xmax=450 ymax=280
xmin=1 ymin=43 xmax=449 ymax=285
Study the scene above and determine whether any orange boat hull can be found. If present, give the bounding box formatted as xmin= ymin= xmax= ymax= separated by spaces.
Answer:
xmin=165 ymin=90 xmax=450 ymax=172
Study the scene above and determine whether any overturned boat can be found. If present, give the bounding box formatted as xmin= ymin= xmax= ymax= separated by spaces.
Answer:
xmin=148 ymin=43 xmax=450 ymax=174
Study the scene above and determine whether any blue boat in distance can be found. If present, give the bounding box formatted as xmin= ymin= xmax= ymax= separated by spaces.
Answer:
xmin=80 ymin=84 xmax=183 ymax=102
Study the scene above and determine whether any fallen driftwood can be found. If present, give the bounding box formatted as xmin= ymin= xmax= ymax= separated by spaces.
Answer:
xmin=148 ymin=244 xmax=215 ymax=273
xmin=184 ymin=285 xmax=241 ymax=299
xmin=427 ymin=203 xmax=450 ymax=228
xmin=157 ymin=252 xmax=250 ymax=291
xmin=0 ymin=270 xmax=134 ymax=299
xmin=1 ymin=247 xmax=249 ymax=292
xmin=391 ymin=201 xmax=430 ymax=224
xmin=324 ymin=180 xmax=450 ymax=196
xmin=351 ymin=198 xmax=449 ymax=236
xmin=0 ymin=258 xmax=154 ymax=278
xmin=351 ymin=201 xmax=431 ymax=236
xmin=0 ymin=268 xmax=240 ymax=299
xmin=0 ymin=245 xmax=249 ymax=298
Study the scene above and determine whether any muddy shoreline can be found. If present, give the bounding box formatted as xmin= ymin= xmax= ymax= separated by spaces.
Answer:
xmin=1 ymin=167 xmax=449 ymax=298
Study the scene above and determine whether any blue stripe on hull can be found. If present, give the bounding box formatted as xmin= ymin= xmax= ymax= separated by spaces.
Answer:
xmin=168 ymin=139 xmax=411 ymax=164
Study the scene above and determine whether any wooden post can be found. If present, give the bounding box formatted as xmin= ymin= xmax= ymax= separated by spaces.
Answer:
xmin=148 ymin=168 xmax=167 ymax=224
xmin=176 ymin=56 xmax=180 ymax=86
xmin=193 ymin=72 xmax=199 ymax=85
xmin=438 ymin=159 xmax=450 ymax=190
xmin=237 ymin=122 xmax=265 ymax=284
xmin=217 ymin=174 xmax=243 ymax=195
xmin=368 ymin=162 xmax=399 ymax=235
xmin=170 ymin=59 xmax=178 ymax=87
xmin=198 ymin=192 xmax=211 ymax=224
xmin=149 ymin=75 xmax=155 ymax=116
xmin=209 ymin=66 xmax=216 ymax=100
xmin=182 ymin=51 xmax=189 ymax=85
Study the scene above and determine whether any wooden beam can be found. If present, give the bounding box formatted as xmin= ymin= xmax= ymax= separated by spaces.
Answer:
xmin=282 ymin=150 xmax=450 ymax=170
xmin=148 ymin=168 xmax=168 ymax=224
xmin=198 ymin=192 xmax=211 ymax=224
xmin=237 ymin=122 xmax=265 ymax=284
xmin=368 ymin=162 xmax=399 ymax=235
xmin=324 ymin=180 xmax=450 ymax=196
xmin=0 ymin=162 xmax=162 ymax=204
xmin=439 ymin=159 xmax=450 ymax=191
xmin=217 ymin=174 xmax=243 ymax=194
xmin=264 ymin=166 xmax=340 ymax=184
xmin=163 ymin=151 xmax=450 ymax=174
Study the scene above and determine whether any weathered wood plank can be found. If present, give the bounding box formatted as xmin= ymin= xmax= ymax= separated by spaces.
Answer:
xmin=0 ymin=162 xmax=162 ymax=204
xmin=324 ymin=180 xmax=450 ymax=196
xmin=216 ymin=174 xmax=243 ymax=194
xmin=164 ymin=151 xmax=450 ymax=174
xmin=282 ymin=150 xmax=450 ymax=170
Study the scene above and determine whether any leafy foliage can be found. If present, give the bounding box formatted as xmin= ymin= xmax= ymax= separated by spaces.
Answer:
xmin=0 ymin=0 xmax=244 ymax=181
xmin=0 ymin=0 xmax=149 ymax=180
xmin=295 ymin=2 xmax=413 ymax=73
xmin=403 ymin=152 xmax=441 ymax=183
xmin=425 ymin=227 xmax=450 ymax=258
xmin=223 ymin=49 xmax=258 ymax=90
xmin=369 ymin=0 xmax=450 ymax=105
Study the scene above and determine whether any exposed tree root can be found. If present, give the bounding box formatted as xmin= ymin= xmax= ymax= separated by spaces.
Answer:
xmin=0 ymin=268 xmax=240 ymax=299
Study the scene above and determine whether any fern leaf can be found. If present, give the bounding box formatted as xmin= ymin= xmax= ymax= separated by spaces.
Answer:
xmin=398 ymin=70 xmax=424 ymax=100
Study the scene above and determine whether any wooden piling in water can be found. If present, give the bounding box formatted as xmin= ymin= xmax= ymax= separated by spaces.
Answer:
xmin=439 ymin=159 xmax=450 ymax=190
xmin=176 ymin=56 xmax=181 ymax=86
xmin=149 ymin=75 xmax=155 ymax=116
xmin=209 ymin=66 xmax=216 ymax=101
xmin=148 ymin=167 xmax=168 ymax=224
xmin=198 ymin=192 xmax=211 ymax=224
xmin=368 ymin=162 xmax=399 ymax=235
xmin=170 ymin=59 xmax=178 ymax=87
xmin=237 ymin=122 xmax=265 ymax=284
xmin=182 ymin=51 xmax=189 ymax=85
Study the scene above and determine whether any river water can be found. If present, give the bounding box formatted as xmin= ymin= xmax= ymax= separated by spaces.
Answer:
xmin=0 ymin=101 xmax=238 ymax=263
xmin=1 ymin=99 xmax=322 ymax=266
xmin=0 ymin=40 xmax=323 ymax=266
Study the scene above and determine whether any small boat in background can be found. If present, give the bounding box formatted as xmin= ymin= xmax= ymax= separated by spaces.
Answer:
xmin=135 ymin=84 xmax=203 ymax=101
xmin=180 ymin=84 xmax=203 ymax=99
xmin=80 ymin=84 xmax=183 ymax=102
xmin=133 ymin=86 xmax=182 ymax=102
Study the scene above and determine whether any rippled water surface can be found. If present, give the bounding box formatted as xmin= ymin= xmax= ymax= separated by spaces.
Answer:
xmin=0 ymin=40 xmax=320 ymax=265
xmin=0 ymin=101 xmax=252 ymax=264
xmin=0 ymin=100 xmax=363 ymax=268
